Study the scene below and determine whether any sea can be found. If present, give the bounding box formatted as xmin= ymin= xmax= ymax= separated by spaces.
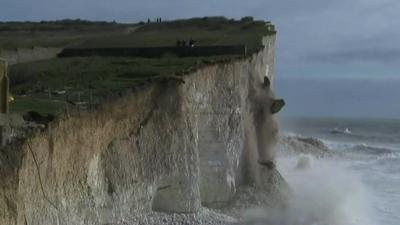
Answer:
xmin=275 ymin=117 xmax=400 ymax=225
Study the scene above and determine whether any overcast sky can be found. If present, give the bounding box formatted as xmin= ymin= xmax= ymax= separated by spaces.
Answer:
xmin=2 ymin=0 xmax=400 ymax=117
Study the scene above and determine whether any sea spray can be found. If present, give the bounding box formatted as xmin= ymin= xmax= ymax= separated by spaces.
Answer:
xmin=295 ymin=154 xmax=314 ymax=170
xmin=241 ymin=156 xmax=376 ymax=225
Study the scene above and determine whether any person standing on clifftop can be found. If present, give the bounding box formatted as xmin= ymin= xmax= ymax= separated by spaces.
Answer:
xmin=189 ymin=38 xmax=196 ymax=47
xmin=176 ymin=39 xmax=182 ymax=47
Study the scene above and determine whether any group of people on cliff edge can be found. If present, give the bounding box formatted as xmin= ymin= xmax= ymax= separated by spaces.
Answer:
xmin=176 ymin=38 xmax=196 ymax=47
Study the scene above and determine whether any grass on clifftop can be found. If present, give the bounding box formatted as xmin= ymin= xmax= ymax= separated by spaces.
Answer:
xmin=0 ymin=19 xmax=131 ymax=49
xmin=10 ymin=56 xmax=235 ymax=94
xmin=6 ymin=17 xmax=275 ymax=115
xmin=1 ymin=17 xmax=274 ymax=53
xmin=76 ymin=17 xmax=274 ymax=54
xmin=9 ymin=55 xmax=240 ymax=115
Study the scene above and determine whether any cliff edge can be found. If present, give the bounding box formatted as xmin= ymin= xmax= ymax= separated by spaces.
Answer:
xmin=0 ymin=32 xmax=287 ymax=225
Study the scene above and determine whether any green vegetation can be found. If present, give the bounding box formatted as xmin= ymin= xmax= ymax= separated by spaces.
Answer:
xmin=9 ymin=55 xmax=240 ymax=93
xmin=9 ymin=55 xmax=241 ymax=114
xmin=4 ymin=16 xmax=275 ymax=115
xmin=0 ymin=19 xmax=132 ymax=49
xmin=76 ymin=17 xmax=274 ymax=54
xmin=10 ymin=97 xmax=64 ymax=115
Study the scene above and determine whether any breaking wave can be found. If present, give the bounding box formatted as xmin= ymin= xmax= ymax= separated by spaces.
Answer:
xmin=331 ymin=127 xmax=352 ymax=135
xmin=279 ymin=133 xmax=399 ymax=159
xmin=241 ymin=156 xmax=376 ymax=225
xmin=322 ymin=139 xmax=399 ymax=158
xmin=276 ymin=118 xmax=400 ymax=225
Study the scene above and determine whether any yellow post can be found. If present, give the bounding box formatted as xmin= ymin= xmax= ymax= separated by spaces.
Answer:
xmin=0 ymin=59 xmax=9 ymax=114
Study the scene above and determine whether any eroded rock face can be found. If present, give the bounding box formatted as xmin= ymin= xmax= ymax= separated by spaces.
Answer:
xmin=0 ymin=35 xmax=287 ymax=225
xmin=0 ymin=114 xmax=31 ymax=225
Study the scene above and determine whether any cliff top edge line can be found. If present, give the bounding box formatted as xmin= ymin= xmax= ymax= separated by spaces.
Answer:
xmin=3 ymin=17 xmax=276 ymax=117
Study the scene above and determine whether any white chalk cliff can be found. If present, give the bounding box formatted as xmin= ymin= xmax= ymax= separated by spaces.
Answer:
xmin=0 ymin=34 xmax=288 ymax=225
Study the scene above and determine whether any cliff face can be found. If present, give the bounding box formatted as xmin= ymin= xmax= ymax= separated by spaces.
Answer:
xmin=0 ymin=35 xmax=286 ymax=225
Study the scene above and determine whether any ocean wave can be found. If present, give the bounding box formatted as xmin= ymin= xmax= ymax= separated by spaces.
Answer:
xmin=324 ymin=140 xmax=397 ymax=155
xmin=270 ymin=157 xmax=377 ymax=225
xmin=280 ymin=133 xmax=400 ymax=159
xmin=281 ymin=131 xmax=307 ymax=139
xmin=328 ymin=127 xmax=400 ymax=144
xmin=376 ymin=152 xmax=400 ymax=160
xmin=277 ymin=134 xmax=330 ymax=156
xmin=328 ymin=127 xmax=373 ymax=142
xmin=331 ymin=127 xmax=352 ymax=135
xmin=351 ymin=144 xmax=396 ymax=155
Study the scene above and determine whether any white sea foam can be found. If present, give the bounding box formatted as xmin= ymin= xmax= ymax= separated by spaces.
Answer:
xmin=277 ymin=118 xmax=400 ymax=225
xmin=295 ymin=154 xmax=314 ymax=170
xmin=241 ymin=156 xmax=376 ymax=225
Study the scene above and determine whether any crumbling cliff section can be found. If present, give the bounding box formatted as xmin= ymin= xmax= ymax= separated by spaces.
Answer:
xmin=0 ymin=34 xmax=286 ymax=225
